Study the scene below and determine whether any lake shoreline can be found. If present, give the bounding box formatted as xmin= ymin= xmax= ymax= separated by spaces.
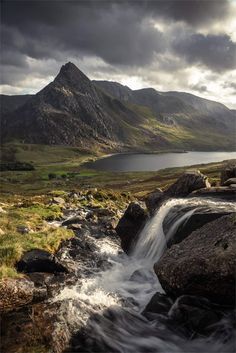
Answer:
xmin=83 ymin=151 xmax=236 ymax=173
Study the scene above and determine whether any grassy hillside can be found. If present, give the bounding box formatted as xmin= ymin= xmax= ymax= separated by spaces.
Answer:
xmin=131 ymin=104 xmax=236 ymax=151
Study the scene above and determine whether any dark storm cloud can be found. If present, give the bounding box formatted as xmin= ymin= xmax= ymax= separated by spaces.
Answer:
xmin=1 ymin=0 xmax=235 ymax=88
xmin=126 ymin=0 xmax=230 ymax=27
xmin=172 ymin=33 xmax=236 ymax=72
xmin=1 ymin=0 xmax=166 ymax=70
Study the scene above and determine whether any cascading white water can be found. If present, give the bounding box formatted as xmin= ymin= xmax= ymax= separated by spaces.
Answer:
xmin=56 ymin=197 xmax=235 ymax=353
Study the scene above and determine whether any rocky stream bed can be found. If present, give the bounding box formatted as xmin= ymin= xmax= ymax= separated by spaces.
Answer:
xmin=1 ymin=167 xmax=236 ymax=353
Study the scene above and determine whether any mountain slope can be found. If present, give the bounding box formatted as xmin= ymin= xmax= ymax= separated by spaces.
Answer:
xmin=1 ymin=94 xmax=33 ymax=115
xmin=1 ymin=63 xmax=235 ymax=152
xmin=94 ymin=80 xmax=236 ymax=150
xmin=2 ymin=63 xmax=161 ymax=151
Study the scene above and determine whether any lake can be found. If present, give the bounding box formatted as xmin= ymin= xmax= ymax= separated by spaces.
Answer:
xmin=84 ymin=151 xmax=236 ymax=172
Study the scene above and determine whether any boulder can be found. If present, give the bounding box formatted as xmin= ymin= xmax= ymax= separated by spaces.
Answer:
xmin=115 ymin=202 xmax=148 ymax=253
xmin=145 ymin=188 xmax=164 ymax=215
xmin=16 ymin=249 xmax=68 ymax=274
xmin=166 ymin=211 xmax=233 ymax=248
xmin=223 ymin=178 xmax=236 ymax=186
xmin=220 ymin=165 xmax=236 ymax=185
xmin=166 ymin=170 xmax=210 ymax=197
xmin=168 ymin=295 xmax=225 ymax=337
xmin=154 ymin=215 xmax=236 ymax=305
xmin=0 ymin=278 xmax=34 ymax=312
xmin=144 ymin=171 xmax=210 ymax=215
xmin=62 ymin=215 xmax=84 ymax=226
xmin=1 ymin=299 xmax=75 ymax=353
xmin=143 ymin=292 xmax=173 ymax=316
xmin=191 ymin=186 xmax=236 ymax=201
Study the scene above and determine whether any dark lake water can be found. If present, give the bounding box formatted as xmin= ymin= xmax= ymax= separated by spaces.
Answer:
xmin=84 ymin=151 xmax=236 ymax=172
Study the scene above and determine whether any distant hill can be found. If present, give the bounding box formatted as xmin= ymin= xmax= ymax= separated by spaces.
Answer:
xmin=1 ymin=94 xmax=33 ymax=115
xmin=94 ymin=80 xmax=236 ymax=151
xmin=1 ymin=62 xmax=235 ymax=152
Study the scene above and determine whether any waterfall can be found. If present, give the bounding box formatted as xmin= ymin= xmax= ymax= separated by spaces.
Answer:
xmin=56 ymin=197 xmax=235 ymax=353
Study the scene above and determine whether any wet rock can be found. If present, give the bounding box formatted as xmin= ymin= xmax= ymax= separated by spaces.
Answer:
xmin=1 ymin=299 xmax=77 ymax=353
xmin=145 ymin=188 xmax=164 ymax=215
xmin=62 ymin=215 xmax=85 ymax=226
xmin=166 ymin=170 xmax=210 ymax=197
xmin=223 ymin=177 xmax=236 ymax=186
xmin=16 ymin=249 xmax=68 ymax=274
xmin=168 ymin=295 xmax=225 ymax=336
xmin=0 ymin=278 xmax=34 ymax=312
xmin=191 ymin=186 xmax=236 ymax=201
xmin=27 ymin=272 xmax=51 ymax=302
xmin=155 ymin=215 xmax=236 ymax=305
xmin=115 ymin=202 xmax=148 ymax=253
xmin=221 ymin=165 xmax=236 ymax=185
xmin=67 ymin=223 xmax=83 ymax=231
xmin=143 ymin=292 xmax=173 ymax=316
xmin=144 ymin=171 xmax=210 ymax=214
xmin=167 ymin=211 xmax=233 ymax=247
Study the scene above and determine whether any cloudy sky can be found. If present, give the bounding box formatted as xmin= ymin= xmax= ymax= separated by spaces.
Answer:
xmin=1 ymin=0 xmax=236 ymax=108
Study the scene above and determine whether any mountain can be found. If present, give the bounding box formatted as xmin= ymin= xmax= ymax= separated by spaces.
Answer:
xmin=94 ymin=80 xmax=236 ymax=150
xmin=1 ymin=63 xmax=158 ymax=151
xmin=1 ymin=94 xmax=33 ymax=115
xmin=1 ymin=62 xmax=235 ymax=152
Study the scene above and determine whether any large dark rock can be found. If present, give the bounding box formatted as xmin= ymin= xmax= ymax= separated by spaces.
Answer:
xmin=16 ymin=249 xmax=68 ymax=274
xmin=115 ymin=202 xmax=148 ymax=253
xmin=168 ymin=295 xmax=226 ymax=337
xmin=143 ymin=292 xmax=173 ymax=316
xmin=221 ymin=165 xmax=236 ymax=185
xmin=166 ymin=170 xmax=210 ymax=197
xmin=143 ymin=293 xmax=229 ymax=338
xmin=144 ymin=171 xmax=210 ymax=215
xmin=191 ymin=186 xmax=236 ymax=201
xmin=155 ymin=215 xmax=236 ymax=305
xmin=145 ymin=188 xmax=165 ymax=215
xmin=167 ymin=212 xmax=233 ymax=247
xmin=223 ymin=178 xmax=236 ymax=186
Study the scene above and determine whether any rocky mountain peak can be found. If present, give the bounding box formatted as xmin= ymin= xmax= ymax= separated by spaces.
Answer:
xmin=54 ymin=62 xmax=91 ymax=91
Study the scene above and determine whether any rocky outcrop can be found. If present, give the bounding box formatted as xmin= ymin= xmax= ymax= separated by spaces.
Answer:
xmin=167 ymin=295 xmax=227 ymax=337
xmin=145 ymin=188 xmax=164 ymax=215
xmin=145 ymin=171 xmax=210 ymax=215
xmin=191 ymin=186 xmax=236 ymax=200
xmin=143 ymin=293 xmax=229 ymax=338
xmin=167 ymin=211 xmax=233 ymax=247
xmin=115 ymin=202 xmax=148 ymax=253
xmin=155 ymin=215 xmax=236 ymax=305
xmin=165 ymin=170 xmax=210 ymax=196
xmin=16 ymin=249 xmax=68 ymax=274
xmin=1 ymin=299 xmax=76 ymax=353
xmin=143 ymin=292 xmax=173 ymax=316
xmin=0 ymin=278 xmax=34 ymax=312
xmin=220 ymin=165 xmax=236 ymax=185
xmin=223 ymin=177 xmax=236 ymax=186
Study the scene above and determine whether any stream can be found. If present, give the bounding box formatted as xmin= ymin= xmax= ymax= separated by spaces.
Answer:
xmin=53 ymin=197 xmax=236 ymax=353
